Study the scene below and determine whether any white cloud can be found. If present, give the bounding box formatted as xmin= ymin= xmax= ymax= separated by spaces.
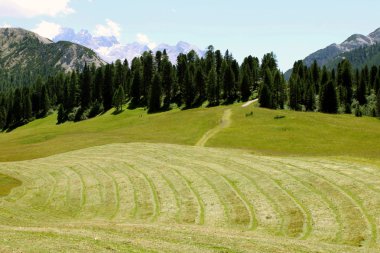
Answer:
xmin=32 ymin=21 xmax=62 ymax=39
xmin=0 ymin=0 xmax=74 ymax=17
xmin=136 ymin=33 xmax=157 ymax=49
xmin=94 ymin=19 xmax=121 ymax=39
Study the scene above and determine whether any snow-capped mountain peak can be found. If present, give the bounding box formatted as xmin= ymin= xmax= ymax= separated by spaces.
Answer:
xmin=53 ymin=28 xmax=205 ymax=64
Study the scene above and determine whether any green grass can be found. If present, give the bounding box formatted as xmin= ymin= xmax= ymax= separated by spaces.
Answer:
xmin=0 ymin=173 xmax=21 ymax=197
xmin=0 ymin=143 xmax=379 ymax=252
xmin=208 ymin=103 xmax=380 ymax=158
xmin=0 ymin=103 xmax=379 ymax=162
xmin=1 ymin=103 xmax=380 ymax=252
xmin=0 ymin=106 xmax=225 ymax=162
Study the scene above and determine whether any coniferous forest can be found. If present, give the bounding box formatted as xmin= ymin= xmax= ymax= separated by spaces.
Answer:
xmin=1 ymin=46 xmax=380 ymax=131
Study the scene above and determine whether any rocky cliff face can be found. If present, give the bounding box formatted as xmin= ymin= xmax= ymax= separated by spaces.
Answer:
xmin=0 ymin=28 xmax=105 ymax=76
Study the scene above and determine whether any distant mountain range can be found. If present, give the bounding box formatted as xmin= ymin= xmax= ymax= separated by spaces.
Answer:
xmin=303 ymin=28 xmax=380 ymax=67
xmin=286 ymin=27 xmax=380 ymax=78
xmin=0 ymin=28 xmax=104 ymax=80
xmin=53 ymin=28 xmax=206 ymax=64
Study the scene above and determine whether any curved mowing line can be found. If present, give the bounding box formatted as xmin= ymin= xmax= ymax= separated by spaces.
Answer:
xmin=15 ymin=164 xmax=57 ymax=211
xmin=66 ymin=165 xmax=87 ymax=212
xmin=195 ymin=109 xmax=232 ymax=147
xmin=232 ymin=158 xmax=312 ymax=239
xmin=178 ymin=160 xmax=231 ymax=224
xmin=96 ymin=165 xmax=121 ymax=220
xmin=189 ymin=159 xmax=257 ymax=230
xmin=225 ymin=161 xmax=286 ymax=236
xmin=221 ymin=175 xmax=257 ymax=230
xmin=161 ymin=174 xmax=181 ymax=223
xmin=127 ymin=164 xmax=161 ymax=222
xmin=112 ymin=164 xmax=139 ymax=219
xmin=276 ymin=158 xmax=376 ymax=247
xmin=172 ymin=169 xmax=205 ymax=225
xmin=312 ymin=161 xmax=380 ymax=195
xmin=269 ymin=161 xmax=344 ymax=243
xmin=323 ymin=160 xmax=380 ymax=181
xmin=304 ymin=160 xmax=378 ymax=247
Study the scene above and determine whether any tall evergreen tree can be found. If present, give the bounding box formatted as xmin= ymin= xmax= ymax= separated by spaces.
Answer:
xmin=207 ymin=67 xmax=218 ymax=106
xmin=142 ymin=51 xmax=154 ymax=103
xmin=57 ymin=104 xmax=67 ymax=124
xmin=259 ymin=81 xmax=272 ymax=109
xmin=320 ymin=81 xmax=338 ymax=113
xmin=260 ymin=68 xmax=273 ymax=108
xmin=148 ymin=73 xmax=162 ymax=113
xmin=183 ymin=67 xmax=195 ymax=108
xmin=102 ymin=64 xmax=114 ymax=111
xmin=377 ymin=88 xmax=380 ymax=117
xmin=289 ymin=77 xmax=300 ymax=110
xmin=161 ymin=57 xmax=174 ymax=108
xmin=222 ymin=64 xmax=235 ymax=103
xmin=113 ymin=85 xmax=125 ymax=112
xmin=40 ymin=85 xmax=50 ymax=117
xmin=194 ymin=67 xmax=206 ymax=104
xmin=357 ymin=72 xmax=367 ymax=105
xmin=80 ymin=64 xmax=91 ymax=108
xmin=240 ymin=67 xmax=251 ymax=102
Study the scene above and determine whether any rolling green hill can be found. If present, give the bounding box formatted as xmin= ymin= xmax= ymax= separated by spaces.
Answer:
xmin=0 ymin=103 xmax=379 ymax=162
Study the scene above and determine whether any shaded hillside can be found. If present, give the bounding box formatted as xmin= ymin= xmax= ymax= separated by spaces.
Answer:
xmin=0 ymin=28 xmax=105 ymax=89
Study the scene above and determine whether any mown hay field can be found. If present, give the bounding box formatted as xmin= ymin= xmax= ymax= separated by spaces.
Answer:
xmin=0 ymin=143 xmax=379 ymax=252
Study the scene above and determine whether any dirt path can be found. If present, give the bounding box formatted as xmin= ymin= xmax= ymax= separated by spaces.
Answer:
xmin=195 ymin=109 xmax=232 ymax=147
xmin=242 ymin=99 xmax=258 ymax=108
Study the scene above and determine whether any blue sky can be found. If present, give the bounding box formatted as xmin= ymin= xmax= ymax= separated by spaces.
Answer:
xmin=1 ymin=0 xmax=380 ymax=70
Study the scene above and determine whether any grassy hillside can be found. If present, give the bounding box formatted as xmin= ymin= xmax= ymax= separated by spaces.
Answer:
xmin=0 ymin=143 xmax=379 ymax=252
xmin=209 ymin=104 xmax=380 ymax=158
xmin=0 ymin=103 xmax=379 ymax=161
xmin=0 ymin=106 xmax=225 ymax=161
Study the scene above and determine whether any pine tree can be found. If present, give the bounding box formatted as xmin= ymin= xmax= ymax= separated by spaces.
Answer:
xmin=130 ymin=68 xmax=141 ymax=107
xmin=260 ymin=68 xmax=273 ymax=108
xmin=194 ymin=67 xmax=206 ymax=104
xmin=102 ymin=64 xmax=114 ymax=111
xmin=161 ymin=57 xmax=174 ymax=108
xmin=93 ymin=67 xmax=104 ymax=103
xmin=57 ymin=104 xmax=67 ymax=124
xmin=377 ymin=88 xmax=380 ymax=117
xmin=40 ymin=85 xmax=50 ymax=117
xmin=113 ymin=85 xmax=125 ymax=112
xmin=207 ymin=67 xmax=218 ymax=106
xmin=69 ymin=71 xmax=79 ymax=108
xmin=183 ymin=67 xmax=195 ymax=108
xmin=142 ymin=51 xmax=153 ymax=103
xmin=22 ymin=88 xmax=32 ymax=120
xmin=259 ymin=81 xmax=272 ymax=109
xmin=304 ymin=81 xmax=315 ymax=111
xmin=357 ymin=73 xmax=367 ymax=105
xmin=320 ymin=81 xmax=338 ymax=114
xmin=289 ymin=77 xmax=300 ymax=111
xmin=80 ymin=64 xmax=91 ymax=109
xmin=240 ymin=68 xmax=251 ymax=102
xmin=337 ymin=60 xmax=353 ymax=113
xmin=222 ymin=64 xmax=235 ymax=103
xmin=148 ymin=73 xmax=162 ymax=113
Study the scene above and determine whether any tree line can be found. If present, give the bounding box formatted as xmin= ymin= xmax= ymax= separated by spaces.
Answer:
xmin=1 ymin=47 xmax=380 ymax=131
xmin=285 ymin=59 xmax=380 ymax=116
